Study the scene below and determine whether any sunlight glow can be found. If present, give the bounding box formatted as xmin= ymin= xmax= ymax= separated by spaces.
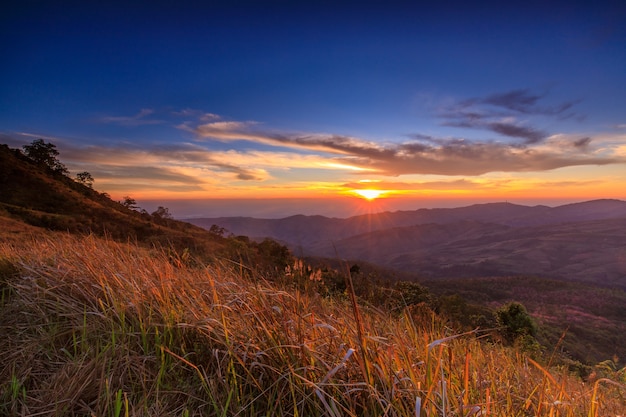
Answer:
xmin=321 ymin=162 xmax=375 ymax=171
xmin=353 ymin=189 xmax=386 ymax=200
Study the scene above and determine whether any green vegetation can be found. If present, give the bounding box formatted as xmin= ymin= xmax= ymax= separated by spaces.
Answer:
xmin=427 ymin=276 xmax=626 ymax=368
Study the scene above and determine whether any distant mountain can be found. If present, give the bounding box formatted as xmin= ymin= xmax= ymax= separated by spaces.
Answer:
xmin=188 ymin=200 xmax=626 ymax=242
xmin=187 ymin=199 xmax=626 ymax=286
xmin=311 ymin=217 xmax=626 ymax=287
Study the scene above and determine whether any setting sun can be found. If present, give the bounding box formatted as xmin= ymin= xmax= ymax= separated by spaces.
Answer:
xmin=353 ymin=189 xmax=385 ymax=201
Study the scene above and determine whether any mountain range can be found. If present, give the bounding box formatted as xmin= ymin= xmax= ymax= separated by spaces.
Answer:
xmin=187 ymin=199 xmax=626 ymax=287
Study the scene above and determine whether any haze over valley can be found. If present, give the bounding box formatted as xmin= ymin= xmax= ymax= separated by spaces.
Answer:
xmin=188 ymin=199 xmax=626 ymax=287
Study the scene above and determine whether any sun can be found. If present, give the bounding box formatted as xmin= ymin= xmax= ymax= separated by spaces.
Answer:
xmin=353 ymin=189 xmax=385 ymax=201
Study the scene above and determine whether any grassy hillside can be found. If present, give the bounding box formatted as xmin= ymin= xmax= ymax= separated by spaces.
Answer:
xmin=0 ymin=143 xmax=222 ymax=253
xmin=2 ymin=233 xmax=625 ymax=416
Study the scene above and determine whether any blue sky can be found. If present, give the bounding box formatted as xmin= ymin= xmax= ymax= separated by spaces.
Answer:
xmin=2 ymin=1 xmax=625 ymax=217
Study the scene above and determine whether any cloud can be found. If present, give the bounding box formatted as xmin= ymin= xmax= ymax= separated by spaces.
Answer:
xmin=443 ymin=119 xmax=548 ymax=144
xmin=438 ymin=89 xmax=583 ymax=145
xmin=194 ymin=121 xmax=385 ymax=156
xmin=171 ymin=108 xmax=222 ymax=121
xmin=464 ymin=89 xmax=579 ymax=116
xmin=39 ymin=139 xmax=269 ymax=185
xmin=572 ymin=137 xmax=592 ymax=149
xmin=189 ymin=119 xmax=624 ymax=176
xmin=98 ymin=108 xmax=163 ymax=126
xmin=481 ymin=89 xmax=544 ymax=112
xmin=367 ymin=139 xmax=616 ymax=176
xmin=342 ymin=179 xmax=486 ymax=191
xmin=487 ymin=122 xmax=547 ymax=144
xmin=200 ymin=113 xmax=221 ymax=122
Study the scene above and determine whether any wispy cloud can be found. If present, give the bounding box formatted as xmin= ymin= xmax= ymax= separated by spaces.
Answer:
xmin=172 ymin=108 xmax=221 ymax=122
xmin=193 ymin=120 xmax=384 ymax=156
xmin=438 ymin=88 xmax=583 ymax=145
xmin=97 ymin=109 xmax=163 ymax=126
xmin=478 ymin=89 xmax=578 ymax=116
xmin=53 ymin=141 xmax=270 ymax=190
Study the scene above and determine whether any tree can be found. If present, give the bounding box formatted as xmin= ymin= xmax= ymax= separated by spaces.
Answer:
xmin=22 ymin=139 xmax=68 ymax=173
xmin=75 ymin=171 xmax=94 ymax=188
xmin=121 ymin=196 xmax=139 ymax=210
xmin=152 ymin=206 xmax=172 ymax=219
xmin=495 ymin=302 xmax=537 ymax=343
xmin=209 ymin=224 xmax=227 ymax=237
xmin=395 ymin=281 xmax=432 ymax=307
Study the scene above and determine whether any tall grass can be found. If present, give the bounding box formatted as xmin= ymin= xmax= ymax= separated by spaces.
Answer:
xmin=1 ymin=234 xmax=624 ymax=416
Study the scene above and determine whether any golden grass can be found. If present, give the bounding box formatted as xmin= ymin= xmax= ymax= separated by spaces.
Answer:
xmin=1 ymin=233 xmax=624 ymax=416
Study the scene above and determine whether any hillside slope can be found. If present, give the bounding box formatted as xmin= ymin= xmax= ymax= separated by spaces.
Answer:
xmin=0 ymin=143 xmax=226 ymax=253
xmin=0 ymin=143 xmax=295 ymax=275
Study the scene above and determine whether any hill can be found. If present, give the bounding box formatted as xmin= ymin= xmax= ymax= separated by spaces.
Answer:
xmin=0 ymin=143 xmax=219 ymax=252
xmin=0 ymin=142 xmax=293 ymax=274
xmin=187 ymin=200 xmax=626 ymax=286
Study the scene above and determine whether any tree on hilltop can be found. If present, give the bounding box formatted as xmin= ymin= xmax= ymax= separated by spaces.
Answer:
xmin=121 ymin=196 xmax=139 ymax=210
xmin=75 ymin=171 xmax=94 ymax=188
xmin=152 ymin=206 xmax=172 ymax=219
xmin=22 ymin=139 xmax=68 ymax=174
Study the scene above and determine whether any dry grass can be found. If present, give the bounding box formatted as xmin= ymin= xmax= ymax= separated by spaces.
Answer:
xmin=1 ymin=233 xmax=624 ymax=416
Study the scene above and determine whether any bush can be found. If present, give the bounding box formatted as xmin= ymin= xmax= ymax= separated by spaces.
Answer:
xmin=495 ymin=301 xmax=537 ymax=343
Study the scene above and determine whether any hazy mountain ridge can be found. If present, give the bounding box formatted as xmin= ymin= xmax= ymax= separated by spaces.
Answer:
xmin=188 ymin=199 xmax=626 ymax=286
xmin=325 ymin=217 xmax=626 ymax=286
xmin=188 ymin=199 xmax=626 ymax=239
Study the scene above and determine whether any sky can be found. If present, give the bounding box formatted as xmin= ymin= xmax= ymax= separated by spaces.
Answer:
xmin=1 ymin=1 xmax=626 ymax=218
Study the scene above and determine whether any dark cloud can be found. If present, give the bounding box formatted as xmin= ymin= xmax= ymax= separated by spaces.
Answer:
xmin=481 ymin=89 xmax=544 ymax=113
xmin=487 ymin=122 xmax=547 ymax=144
xmin=213 ymin=162 xmax=264 ymax=181
xmin=476 ymin=89 xmax=579 ymax=116
xmin=573 ymin=137 xmax=592 ymax=149
xmin=438 ymin=89 xmax=583 ymax=145
xmin=441 ymin=119 xmax=547 ymax=144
